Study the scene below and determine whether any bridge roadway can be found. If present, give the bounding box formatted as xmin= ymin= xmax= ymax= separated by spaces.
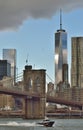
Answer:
xmin=0 ymin=87 xmax=41 ymax=99
xmin=46 ymin=95 xmax=83 ymax=109
xmin=0 ymin=87 xmax=83 ymax=109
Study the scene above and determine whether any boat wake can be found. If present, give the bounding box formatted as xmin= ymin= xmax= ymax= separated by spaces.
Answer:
xmin=0 ymin=121 xmax=36 ymax=127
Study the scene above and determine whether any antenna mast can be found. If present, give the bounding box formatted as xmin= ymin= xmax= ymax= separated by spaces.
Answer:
xmin=60 ymin=9 xmax=62 ymax=30
xmin=26 ymin=53 xmax=29 ymax=65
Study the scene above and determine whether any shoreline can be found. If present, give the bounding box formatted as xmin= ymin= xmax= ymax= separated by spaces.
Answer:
xmin=0 ymin=111 xmax=83 ymax=119
xmin=46 ymin=112 xmax=83 ymax=119
xmin=0 ymin=115 xmax=83 ymax=119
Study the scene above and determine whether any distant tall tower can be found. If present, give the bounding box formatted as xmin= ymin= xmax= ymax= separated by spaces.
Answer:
xmin=55 ymin=9 xmax=67 ymax=85
xmin=71 ymin=37 xmax=83 ymax=88
xmin=0 ymin=60 xmax=11 ymax=80
xmin=3 ymin=49 xmax=16 ymax=83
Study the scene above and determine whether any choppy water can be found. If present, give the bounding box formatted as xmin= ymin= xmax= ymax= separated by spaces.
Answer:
xmin=0 ymin=118 xmax=83 ymax=130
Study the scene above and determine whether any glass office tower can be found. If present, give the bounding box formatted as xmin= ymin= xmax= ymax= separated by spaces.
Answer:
xmin=55 ymin=11 xmax=67 ymax=85
xmin=3 ymin=49 xmax=16 ymax=83
xmin=0 ymin=60 xmax=11 ymax=80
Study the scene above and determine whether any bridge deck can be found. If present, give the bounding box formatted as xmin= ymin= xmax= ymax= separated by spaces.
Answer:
xmin=0 ymin=87 xmax=83 ymax=108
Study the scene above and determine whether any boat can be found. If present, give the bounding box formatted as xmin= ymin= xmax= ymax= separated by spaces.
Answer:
xmin=37 ymin=119 xmax=55 ymax=127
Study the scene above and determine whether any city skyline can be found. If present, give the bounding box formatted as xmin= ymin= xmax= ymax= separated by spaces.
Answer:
xmin=0 ymin=1 xmax=83 ymax=83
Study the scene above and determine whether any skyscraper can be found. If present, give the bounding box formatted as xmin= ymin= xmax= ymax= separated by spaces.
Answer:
xmin=0 ymin=60 xmax=11 ymax=80
xmin=55 ymin=10 xmax=67 ymax=85
xmin=3 ymin=49 xmax=16 ymax=82
xmin=71 ymin=37 xmax=83 ymax=88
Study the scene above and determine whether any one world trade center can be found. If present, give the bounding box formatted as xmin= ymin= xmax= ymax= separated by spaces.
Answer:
xmin=55 ymin=10 xmax=67 ymax=85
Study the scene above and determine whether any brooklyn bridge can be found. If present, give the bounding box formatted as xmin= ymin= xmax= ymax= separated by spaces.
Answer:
xmin=0 ymin=65 xmax=83 ymax=119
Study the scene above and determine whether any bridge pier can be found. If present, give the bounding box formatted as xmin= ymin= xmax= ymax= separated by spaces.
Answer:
xmin=23 ymin=65 xmax=46 ymax=119
xmin=23 ymin=97 xmax=46 ymax=119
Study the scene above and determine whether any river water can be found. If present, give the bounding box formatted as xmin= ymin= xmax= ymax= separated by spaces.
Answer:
xmin=0 ymin=118 xmax=83 ymax=130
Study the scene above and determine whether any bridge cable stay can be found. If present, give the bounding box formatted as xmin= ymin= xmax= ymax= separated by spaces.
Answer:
xmin=45 ymin=73 xmax=55 ymax=92
xmin=46 ymin=72 xmax=54 ymax=83
xmin=15 ymin=72 xmax=23 ymax=82
xmin=0 ymin=72 xmax=23 ymax=85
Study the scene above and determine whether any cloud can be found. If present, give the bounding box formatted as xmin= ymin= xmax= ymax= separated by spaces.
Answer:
xmin=0 ymin=0 xmax=83 ymax=30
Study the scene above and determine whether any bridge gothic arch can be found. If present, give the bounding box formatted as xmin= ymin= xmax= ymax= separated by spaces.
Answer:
xmin=27 ymin=77 xmax=33 ymax=90
xmin=34 ymin=76 xmax=41 ymax=92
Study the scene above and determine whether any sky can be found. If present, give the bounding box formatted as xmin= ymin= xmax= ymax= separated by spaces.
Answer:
xmin=0 ymin=0 xmax=83 ymax=84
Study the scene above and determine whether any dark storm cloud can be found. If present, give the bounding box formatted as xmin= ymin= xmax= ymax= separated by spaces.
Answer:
xmin=0 ymin=0 xmax=83 ymax=30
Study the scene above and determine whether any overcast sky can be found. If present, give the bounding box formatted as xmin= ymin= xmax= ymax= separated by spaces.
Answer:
xmin=0 ymin=0 xmax=83 ymax=84
xmin=0 ymin=0 xmax=83 ymax=30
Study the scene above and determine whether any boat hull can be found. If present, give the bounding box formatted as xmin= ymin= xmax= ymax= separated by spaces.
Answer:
xmin=37 ymin=121 xmax=54 ymax=127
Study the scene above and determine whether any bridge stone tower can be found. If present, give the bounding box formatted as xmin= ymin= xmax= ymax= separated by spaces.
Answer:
xmin=23 ymin=65 xmax=46 ymax=119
